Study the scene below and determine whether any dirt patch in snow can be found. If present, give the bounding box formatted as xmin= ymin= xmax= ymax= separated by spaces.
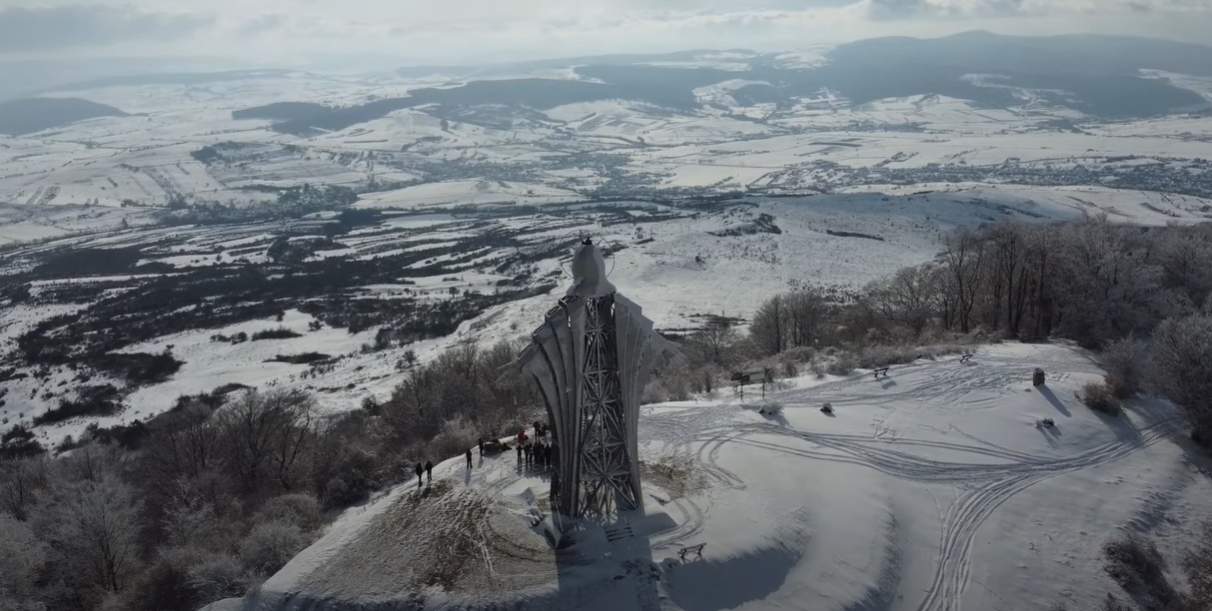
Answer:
xmin=263 ymin=478 xmax=560 ymax=608
xmin=642 ymin=455 xmax=707 ymax=500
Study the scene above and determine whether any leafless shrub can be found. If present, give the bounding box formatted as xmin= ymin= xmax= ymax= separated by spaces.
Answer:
xmin=188 ymin=552 xmax=249 ymax=602
xmin=1101 ymin=336 xmax=1148 ymax=399
xmin=0 ymin=513 xmax=48 ymax=606
xmin=1104 ymin=534 xmax=1179 ymax=610
xmin=254 ymin=493 xmax=323 ymax=532
xmin=857 ymin=343 xmax=965 ymax=369
xmin=1083 ymin=382 xmax=1122 ymax=415
xmin=826 ymin=352 xmax=859 ymax=376
xmin=1152 ymin=315 xmax=1212 ymax=445
xmin=239 ymin=520 xmax=308 ymax=577
xmin=427 ymin=416 xmax=478 ymax=461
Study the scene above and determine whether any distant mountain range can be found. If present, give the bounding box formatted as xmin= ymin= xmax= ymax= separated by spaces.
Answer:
xmin=7 ymin=32 xmax=1212 ymax=139
xmin=237 ymin=31 xmax=1212 ymax=135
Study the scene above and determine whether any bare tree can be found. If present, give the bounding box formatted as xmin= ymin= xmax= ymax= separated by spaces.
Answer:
xmin=145 ymin=400 xmax=220 ymax=482
xmin=1054 ymin=218 xmax=1163 ymax=347
xmin=384 ymin=360 xmax=445 ymax=445
xmin=784 ymin=287 xmax=828 ymax=348
xmin=1101 ymin=336 xmax=1149 ymax=398
xmin=216 ymin=389 xmax=314 ymax=492
xmin=870 ymin=264 xmax=941 ymax=337
xmin=750 ymin=295 xmax=786 ymax=355
xmin=35 ymin=475 xmax=143 ymax=600
xmin=941 ymin=229 xmax=986 ymax=333
xmin=1152 ymin=315 xmax=1212 ymax=444
xmin=0 ymin=457 xmax=47 ymax=521
xmin=0 ymin=512 xmax=48 ymax=607
xmin=692 ymin=315 xmax=738 ymax=367
xmin=1157 ymin=227 xmax=1212 ymax=309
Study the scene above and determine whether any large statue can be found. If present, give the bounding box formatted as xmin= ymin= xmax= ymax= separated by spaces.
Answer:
xmin=519 ymin=238 xmax=668 ymax=529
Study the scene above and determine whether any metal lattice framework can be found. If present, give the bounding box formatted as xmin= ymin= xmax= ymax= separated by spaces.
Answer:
xmin=518 ymin=240 xmax=662 ymax=528
xmin=577 ymin=294 xmax=639 ymax=520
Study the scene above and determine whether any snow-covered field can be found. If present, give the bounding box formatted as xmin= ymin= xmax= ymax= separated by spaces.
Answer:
xmin=216 ymin=341 xmax=1207 ymax=611
xmin=4 ymin=46 xmax=1212 ymax=479
xmin=3 ymin=66 xmax=1212 ymax=215
xmin=4 ymin=182 xmax=1211 ymax=448
xmin=355 ymin=180 xmax=581 ymax=210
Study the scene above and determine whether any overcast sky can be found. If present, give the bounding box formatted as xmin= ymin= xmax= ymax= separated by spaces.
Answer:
xmin=2 ymin=0 xmax=1212 ymax=69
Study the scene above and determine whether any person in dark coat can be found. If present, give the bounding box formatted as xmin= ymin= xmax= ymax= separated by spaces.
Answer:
xmin=465 ymin=448 xmax=473 ymax=469
xmin=414 ymin=462 xmax=423 ymax=488
xmin=478 ymin=437 xmax=485 ymax=457
xmin=425 ymin=460 xmax=434 ymax=484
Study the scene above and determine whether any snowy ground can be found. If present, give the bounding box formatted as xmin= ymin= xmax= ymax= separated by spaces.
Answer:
xmin=5 ymin=54 xmax=1212 ymax=480
xmin=4 ymin=67 xmax=1212 ymax=215
xmin=219 ymin=342 xmax=1210 ymax=611
xmin=5 ymin=183 xmax=1210 ymax=449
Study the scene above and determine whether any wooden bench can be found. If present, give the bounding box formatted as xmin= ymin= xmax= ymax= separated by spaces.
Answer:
xmin=872 ymin=367 xmax=890 ymax=380
xmin=959 ymin=353 xmax=974 ymax=364
xmin=678 ymin=543 xmax=706 ymax=561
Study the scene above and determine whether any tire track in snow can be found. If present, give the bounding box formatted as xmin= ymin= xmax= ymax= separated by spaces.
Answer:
xmin=639 ymin=346 xmax=1173 ymax=610
xmin=916 ymin=422 xmax=1172 ymax=611
xmin=666 ymin=418 xmax=1178 ymax=611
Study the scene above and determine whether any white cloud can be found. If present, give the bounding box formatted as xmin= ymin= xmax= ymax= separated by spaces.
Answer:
xmin=1 ymin=0 xmax=1210 ymax=65
xmin=0 ymin=4 xmax=211 ymax=52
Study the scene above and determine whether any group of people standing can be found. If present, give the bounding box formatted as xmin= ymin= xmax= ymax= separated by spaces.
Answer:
xmin=515 ymin=422 xmax=556 ymax=471
xmin=411 ymin=422 xmax=558 ymax=489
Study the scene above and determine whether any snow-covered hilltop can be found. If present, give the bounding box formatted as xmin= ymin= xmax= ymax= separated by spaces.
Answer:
xmin=209 ymin=342 xmax=1207 ymax=611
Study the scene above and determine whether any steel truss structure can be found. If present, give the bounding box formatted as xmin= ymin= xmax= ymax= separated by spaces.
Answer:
xmin=519 ymin=240 xmax=662 ymax=528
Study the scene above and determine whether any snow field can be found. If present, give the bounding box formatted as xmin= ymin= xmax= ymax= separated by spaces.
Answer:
xmin=230 ymin=341 xmax=1204 ymax=611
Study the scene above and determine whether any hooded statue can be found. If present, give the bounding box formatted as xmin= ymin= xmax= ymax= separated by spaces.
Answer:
xmin=518 ymin=238 xmax=670 ymax=528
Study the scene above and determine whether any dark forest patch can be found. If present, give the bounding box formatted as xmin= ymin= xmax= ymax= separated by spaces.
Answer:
xmin=251 ymin=327 xmax=302 ymax=341
xmin=826 ymin=229 xmax=885 ymax=241
xmin=0 ymin=97 xmax=127 ymax=136
xmin=266 ymin=352 xmax=331 ymax=365
xmin=91 ymin=351 xmax=183 ymax=386
xmin=710 ymin=213 xmax=782 ymax=237
xmin=232 ymin=101 xmax=332 ymax=122
xmin=35 ymin=247 xmax=152 ymax=277
xmin=0 ymin=426 xmax=44 ymax=459
xmin=33 ymin=385 xmax=123 ymax=426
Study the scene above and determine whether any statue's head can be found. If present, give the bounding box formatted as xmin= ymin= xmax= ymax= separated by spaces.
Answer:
xmin=568 ymin=237 xmax=615 ymax=297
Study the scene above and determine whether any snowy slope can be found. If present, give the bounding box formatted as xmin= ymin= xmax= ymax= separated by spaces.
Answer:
xmin=8 ymin=184 xmax=1208 ymax=449
xmin=219 ymin=341 xmax=1208 ymax=611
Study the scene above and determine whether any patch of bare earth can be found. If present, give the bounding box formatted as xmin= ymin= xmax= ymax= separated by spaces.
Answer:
xmin=296 ymin=480 xmax=559 ymax=606
xmin=642 ymin=455 xmax=707 ymax=500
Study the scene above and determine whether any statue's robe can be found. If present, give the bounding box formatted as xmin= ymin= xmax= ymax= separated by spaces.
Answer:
xmin=519 ymin=291 xmax=660 ymax=524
